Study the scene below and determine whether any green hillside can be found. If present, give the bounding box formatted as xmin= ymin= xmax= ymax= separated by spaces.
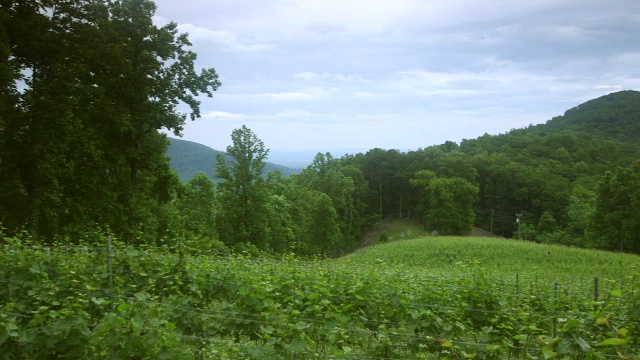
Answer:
xmin=534 ymin=90 xmax=640 ymax=144
xmin=166 ymin=137 xmax=299 ymax=182
xmin=342 ymin=235 xmax=640 ymax=283
xmin=338 ymin=90 xmax=640 ymax=251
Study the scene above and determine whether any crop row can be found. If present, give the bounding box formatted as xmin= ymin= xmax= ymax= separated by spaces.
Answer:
xmin=1 ymin=240 xmax=640 ymax=359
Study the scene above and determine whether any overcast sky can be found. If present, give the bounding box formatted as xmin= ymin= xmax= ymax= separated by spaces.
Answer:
xmin=153 ymin=0 xmax=640 ymax=152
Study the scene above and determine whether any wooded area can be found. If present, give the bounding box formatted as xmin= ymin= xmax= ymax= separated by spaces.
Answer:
xmin=1 ymin=1 xmax=639 ymax=255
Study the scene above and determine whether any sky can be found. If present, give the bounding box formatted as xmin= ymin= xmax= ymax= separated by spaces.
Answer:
xmin=153 ymin=0 xmax=640 ymax=153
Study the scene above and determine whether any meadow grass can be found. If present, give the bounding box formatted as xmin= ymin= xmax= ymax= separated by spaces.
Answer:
xmin=341 ymin=236 xmax=640 ymax=286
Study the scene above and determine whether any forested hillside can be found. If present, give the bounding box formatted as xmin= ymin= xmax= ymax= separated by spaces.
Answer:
xmin=341 ymin=90 xmax=640 ymax=251
xmin=166 ymin=138 xmax=298 ymax=183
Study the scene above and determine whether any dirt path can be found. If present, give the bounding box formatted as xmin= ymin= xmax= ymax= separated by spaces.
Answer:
xmin=358 ymin=220 xmax=499 ymax=249
xmin=357 ymin=218 xmax=424 ymax=249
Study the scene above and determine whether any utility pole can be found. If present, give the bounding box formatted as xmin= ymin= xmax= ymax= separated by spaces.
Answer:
xmin=620 ymin=222 xmax=625 ymax=252
xmin=516 ymin=212 xmax=523 ymax=240
xmin=490 ymin=209 xmax=494 ymax=234
xmin=377 ymin=162 xmax=387 ymax=229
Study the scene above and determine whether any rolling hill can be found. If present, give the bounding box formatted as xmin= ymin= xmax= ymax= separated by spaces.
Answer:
xmin=166 ymin=137 xmax=300 ymax=183
xmin=534 ymin=90 xmax=640 ymax=144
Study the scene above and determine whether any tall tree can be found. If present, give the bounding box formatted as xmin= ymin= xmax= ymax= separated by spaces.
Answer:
xmin=0 ymin=0 xmax=220 ymax=241
xmin=0 ymin=0 xmax=27 ymax=231
xmin=294 ymin=153 xmax=367 ymax=250
xmin=588 ymin=165 xmax=640 ymax=252
xmin=174 ymin=173 xmax=217 ymax=239
xmin=566 ymin=184 xmax=596 ymax=241
xmin=215 ymin=125 xmax=270 ymax=249
xmin=411 ymin=171 xmax=479 ymax=235
xmin=97 ymin=0 xmax=220 ymax=238
xmin=266 ymin=171 xmax=346 ymax=255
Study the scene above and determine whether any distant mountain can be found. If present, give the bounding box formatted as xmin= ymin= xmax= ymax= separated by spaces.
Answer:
xmin=458 ymin=90 xmax=640 ymax=165
xmin=268 ymin=148 xmax=368 ymax=169
xmin=166 ymin=137 xmax=299 ymax=183
xmin=531 ymin=90 xmax=640 ymax=144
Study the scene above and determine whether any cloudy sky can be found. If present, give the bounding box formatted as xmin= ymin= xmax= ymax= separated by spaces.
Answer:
xmin=153 ymin=0 xmax=640 ymax=153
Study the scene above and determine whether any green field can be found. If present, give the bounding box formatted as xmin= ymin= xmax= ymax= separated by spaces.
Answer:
xmin=2 ymin=235 xmax=640 ymax=359
xmin=344 ymin=236 xmax=640 ymax=283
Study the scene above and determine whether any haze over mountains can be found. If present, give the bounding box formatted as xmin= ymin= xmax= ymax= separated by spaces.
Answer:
xmin=167 ymin=90 xmax=640 ymax=183
xmin=267 ymin=149 xmax=367 ymax=169
xmin=166 ymin=138 xmax=300 ymax=183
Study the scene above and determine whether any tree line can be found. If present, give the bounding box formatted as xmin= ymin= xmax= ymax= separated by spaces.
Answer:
xmin=178 ymin=114 xmax=640 ymax=255
xmin=1 ymin=0 xmax=638 ymax=255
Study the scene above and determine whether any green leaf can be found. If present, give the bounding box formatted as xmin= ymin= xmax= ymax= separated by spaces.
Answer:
xmin=289 ymin=338 xmax=308 ymax=352
xmin=91 ymin=297 xmax=105 ymax=305
xmin=295 ymin=321 xmax=310 ymax=330
xmin=0 ymin=321 xmax=19 ymax=345
xmin=597 ymin=338 xmax=627 ymax=346
xmin=562 ymin=318 xmax=580 ymax=331
xmin=572 ymin=335 xmax=591 ymax=352
xmin=134 ymin=292 xmax=148 ymax=302
xmin=131 ymin=315 xmax=144 ymax=331
xmin=542 ymin=347 xmax=556 ymax=359
xmin=158 ymin=350 xmax=174 ymax=360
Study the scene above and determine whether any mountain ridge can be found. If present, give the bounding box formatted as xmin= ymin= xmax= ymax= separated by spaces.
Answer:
xmin=167 ymin=90 xmax=640 ymax=183
xmin=166 ymin=137 xmax=299 ymax=183
xmin=531 ymin=90 xmax=640 ymax=143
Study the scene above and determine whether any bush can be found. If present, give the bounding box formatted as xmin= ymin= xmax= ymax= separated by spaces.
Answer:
xmin=233 ymin=241 xmax=262 ymax=257
xmin=537 ymin=230 xmax=573 ymax=246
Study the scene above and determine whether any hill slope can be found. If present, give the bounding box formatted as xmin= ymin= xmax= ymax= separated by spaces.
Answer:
xmin=536 ymin=90 xmax=640 ymax=144
xmin=342 ymin=235 xmax=640 ymax=282
xmin=459 ymin=90 xmax=640 ymax=163
xmin=166 ymin=137 xmax=299 ymax=183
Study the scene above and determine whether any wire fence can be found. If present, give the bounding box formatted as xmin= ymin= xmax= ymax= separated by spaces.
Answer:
xmin=4 ymin=240 xmax=638 ymax=314
xmin=2 ymin=241 xmax=640 ymax=359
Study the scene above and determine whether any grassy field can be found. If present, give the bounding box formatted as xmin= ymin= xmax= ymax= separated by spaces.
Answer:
xmin=358 ymin=217 xmax=426 ymax=248
xmin=3 ymin=234 xmax=640 ymax=359
xmin=344 ymin=236 xmax=640 ymax=283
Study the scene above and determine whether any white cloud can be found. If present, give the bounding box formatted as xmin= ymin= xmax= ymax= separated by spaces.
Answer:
xmin=176 ymin=23 xmax=272 ymax=53
xmin=151 ymin=0 xmax=640 ymax=151
xmin=262 ymin=87 xmax=338 ymax=102
xmin=593 ymin=85 xmax=622 ymax=90
xmin=202 ymin=111 xmax=246 ymax=121
xmin=292 ymin=72 xmax=367 ymax=82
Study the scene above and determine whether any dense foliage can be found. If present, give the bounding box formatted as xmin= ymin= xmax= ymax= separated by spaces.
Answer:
xmin=3 ymin=1 xmax=640 ymax=359
xmin=0 ymin=0 xmax=219 ymax=242
xmin=334 ymin=91 xmax=640 ymax=250
xmin=1 ymin=2 xmax=639 ymax=257
xmin=2 ymin=234 xmax=640 ymax=359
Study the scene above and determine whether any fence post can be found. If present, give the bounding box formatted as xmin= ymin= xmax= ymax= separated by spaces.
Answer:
xmin=106 ymin=234 xmax=115 ymax=360
xmin=107 ymin=235 xmax=113 ymax=289
xmin=553 ymin=282 xmax=558 ymax=338
xmin=594 ymin=277 xmax=599 ymax=312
